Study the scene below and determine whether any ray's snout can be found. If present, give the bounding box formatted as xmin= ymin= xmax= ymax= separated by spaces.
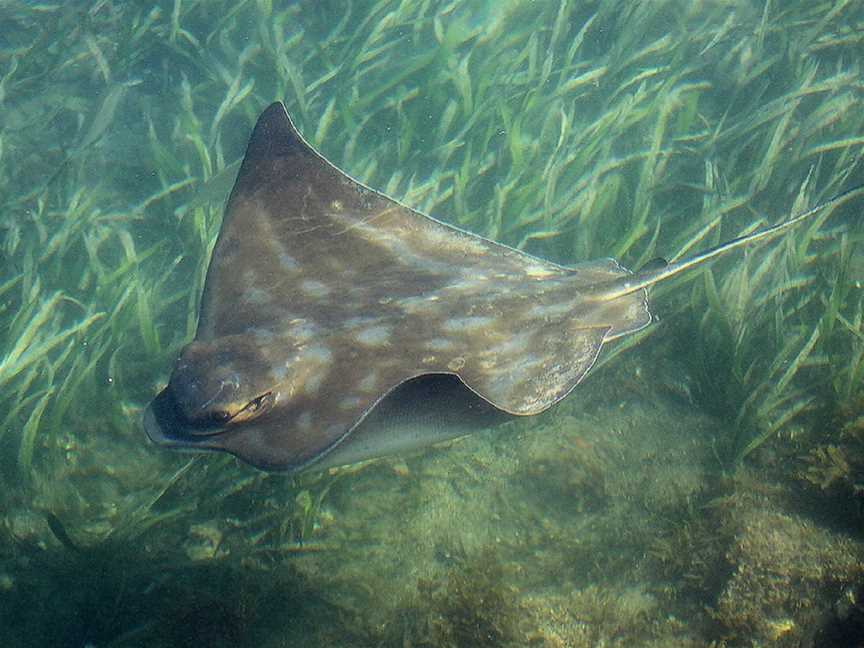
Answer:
xmin=143 ymin=353 xmax=240 ymax=446
xmin=143 ymin=388 xmax=184 ymax=445
xmin=144 ymin=336 xmax=277 ymax=448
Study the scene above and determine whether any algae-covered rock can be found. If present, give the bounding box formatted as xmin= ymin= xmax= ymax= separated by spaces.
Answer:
xmin=712 ymin=507 xmax=864 ymax=645
xmin=411 ymin=548 xmax=525 ymax=648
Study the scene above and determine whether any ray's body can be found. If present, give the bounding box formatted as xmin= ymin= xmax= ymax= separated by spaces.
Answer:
xmin=144 ymin=102 xmax=861 ymax=473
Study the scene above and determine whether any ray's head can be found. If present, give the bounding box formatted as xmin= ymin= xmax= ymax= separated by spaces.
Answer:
xmin=172 ymin=337 xmax=279 ymax=426
xmin=144 ymin=336 xmax=278 ymax=446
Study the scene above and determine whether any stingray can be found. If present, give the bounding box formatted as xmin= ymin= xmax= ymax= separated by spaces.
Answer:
xmin=144 ymin=101 xmax=861 ymax=473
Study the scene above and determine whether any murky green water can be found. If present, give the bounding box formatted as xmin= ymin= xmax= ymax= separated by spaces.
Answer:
xmin=1 ymin=1 xmax=863 ymax=646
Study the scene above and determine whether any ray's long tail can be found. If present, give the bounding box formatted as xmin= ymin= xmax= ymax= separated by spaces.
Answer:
xmin=587 ymin=182 xmax=864 ymax=302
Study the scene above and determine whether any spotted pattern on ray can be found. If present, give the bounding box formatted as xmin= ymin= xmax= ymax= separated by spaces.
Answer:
xmin=144 ymin=102 xmax=653 ymax=472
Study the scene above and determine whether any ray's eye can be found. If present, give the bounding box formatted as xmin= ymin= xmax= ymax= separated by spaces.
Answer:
xmin=240 ymin=392 xmax=272 ymax=417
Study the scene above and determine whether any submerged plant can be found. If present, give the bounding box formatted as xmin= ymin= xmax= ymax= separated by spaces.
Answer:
xmin=0 ymin=0 xmax=862 ymax=540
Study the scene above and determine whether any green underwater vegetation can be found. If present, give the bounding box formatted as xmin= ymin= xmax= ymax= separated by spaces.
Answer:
xmin=2 ymin=0 xmax=864 ymax=645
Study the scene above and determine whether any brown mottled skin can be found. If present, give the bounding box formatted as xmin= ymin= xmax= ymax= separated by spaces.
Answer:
xmin=144 ymin=102 xmax=858 ymax=473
